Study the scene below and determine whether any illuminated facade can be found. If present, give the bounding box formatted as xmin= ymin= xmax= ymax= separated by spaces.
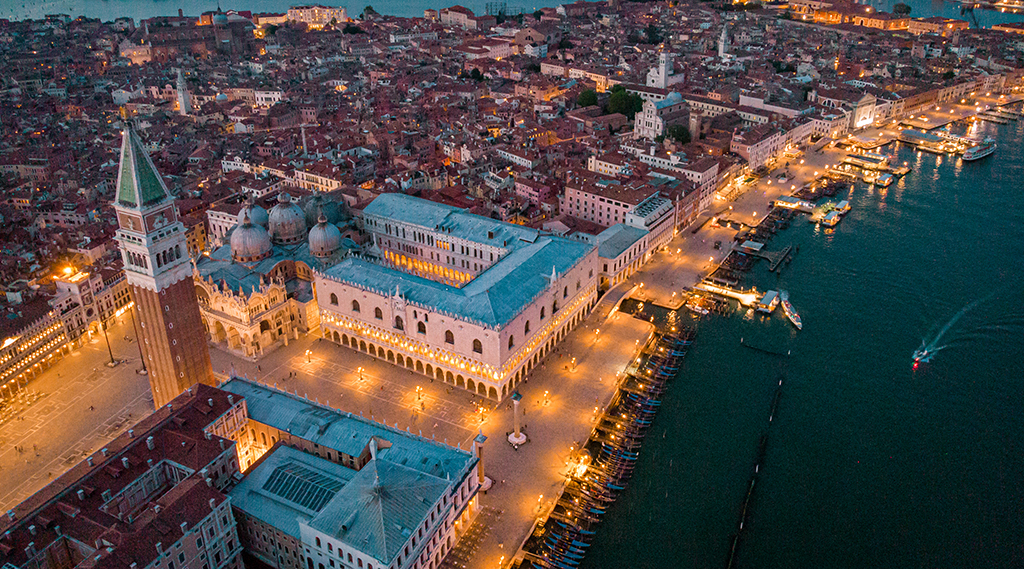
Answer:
xmin=316 ymin=194 xmax=599 ymax=401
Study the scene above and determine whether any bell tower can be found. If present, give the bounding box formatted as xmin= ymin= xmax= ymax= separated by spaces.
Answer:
xmin=112 ymin=127 xmax=213 ymax=408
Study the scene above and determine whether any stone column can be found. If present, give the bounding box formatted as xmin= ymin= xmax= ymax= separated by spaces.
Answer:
xmin=508 ymin=392 xmax=526 ymax=445
xmin=472 ymin=432 xmax=492 ymax=491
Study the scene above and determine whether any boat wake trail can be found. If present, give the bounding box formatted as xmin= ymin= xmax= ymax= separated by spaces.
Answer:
xmin=913 ymin=295 xmax=990 ymax=369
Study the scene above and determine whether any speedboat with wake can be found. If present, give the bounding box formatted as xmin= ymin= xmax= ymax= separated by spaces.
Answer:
xmin=780 ymin=291 xmax=802 ymax=330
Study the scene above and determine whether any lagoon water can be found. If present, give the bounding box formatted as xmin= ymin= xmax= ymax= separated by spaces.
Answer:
xmin=583 ymin=118 xmax=1024 ymax=568
xmin=7 ymin=0 xmax=1024 ymax=567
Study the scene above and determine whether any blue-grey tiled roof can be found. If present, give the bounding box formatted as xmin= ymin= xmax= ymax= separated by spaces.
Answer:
xmin=596 ymin=224 xmax=648 ymax=260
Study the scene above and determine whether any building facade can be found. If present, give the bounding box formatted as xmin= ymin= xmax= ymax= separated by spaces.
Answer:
xmin=316 ymin=194 xmax=599 ymax=401
xmin=112 ymin=127 xmax=215 ymax=407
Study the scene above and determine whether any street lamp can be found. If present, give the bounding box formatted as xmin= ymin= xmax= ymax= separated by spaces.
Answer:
xmin=305 ymin=349 xmax=312 ymax=363
xmin=357 ymin=366 xmax=364 ymax=380
xmin=128 ymin=305 xmax=147 ymax=375
xmin=416 ymin=385 xmax=423 ymax=401
xmin=100 ymin=320 xmax=116 ymax=367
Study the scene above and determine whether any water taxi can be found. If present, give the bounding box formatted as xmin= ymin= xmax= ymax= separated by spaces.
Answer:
xmin=962 ymin=139 xmax=996 ymax=161
xmin=780 ymin=291 xmax=802 ymax=330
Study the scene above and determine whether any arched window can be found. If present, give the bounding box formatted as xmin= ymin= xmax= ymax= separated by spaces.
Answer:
xmin=352 ymin=300 xmax=360 ymax=312
xmin=417 ymin=321 xmax=427 ymax=334
xmin=394 ymin=316 xmax=404 ymax=330
xmin=524 ymin=321 xmax=531 ymax=334
xmin=445 ymin=330 xmax=455 ymax=344
xmin=374 ymin=307 xmax=383 ymax=320
xmin=563 ymin=286 xmax=568 ymax=299
xmin=553 ymin=300 xmax=559 ymax=313
xmin=473 ymin=339 xmax=482 ymax=354
xmin=508 ymin=335 xmax=515 ymax=349
xmin=540 ymin=306 xmax=546 ymax=319
xmin=329 ymin=293 xmax=338 ymax=306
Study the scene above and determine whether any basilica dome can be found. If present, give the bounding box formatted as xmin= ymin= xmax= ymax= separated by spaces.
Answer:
xmin=237 ymin=201 xmax=268 ymax=227
xmin=303 ymin=194 xmax=343 ymax=227
xmin=267 ymin=193 xmax=307 ymax=245
xmin=308 ymin=215 xmax=342 ymax=258
xmin=230 ymin=215 xmax=272 ymax=262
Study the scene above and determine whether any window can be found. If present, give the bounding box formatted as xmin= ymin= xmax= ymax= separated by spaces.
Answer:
xmin=524 ymin=321 xmax=531 ymax=334
xmin=418 ymin=322 xmax=427 ymax=334
xmin=445 ymin=330 xmax=454 ymax=344
xmin=374 ymin=308 xmax=383 ymax=320
xmin=563 ymin=286 xmax=568 ymax=299
xmin=179 ymin=553 xmax=185 ymax=564
xmin=329 ymin=293 xmax=338 ymax=306
xmin=316 ymin=538 xmax=321 ymax=548
xmin=540 ymin=306 xmax=546 ymax=319
xmin=395 ymin=316 xmax=404 ymax=330
xmin=508 ymin=336 xmax=515 ymax=349
xmin=473 ymin=339 xmax=482 ymax=354
xmin=351 ymin=300 xmax=360 ymax=312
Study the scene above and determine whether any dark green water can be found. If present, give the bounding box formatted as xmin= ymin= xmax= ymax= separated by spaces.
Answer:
xmin=583 ymin=119 xmax=1024 ymax=568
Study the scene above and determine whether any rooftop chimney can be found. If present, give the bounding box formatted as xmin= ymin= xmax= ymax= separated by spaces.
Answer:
xmin=207 ymin=398 xmax=213 ymax=407
xmin=146 ymin=436 xmax=155 ymax=450
xmin=209 ymin=499 xmax=217 ymax=510
xmin=100 ymin=448 xmax=109 ymax=457
xmin=227 ymin=395 xmax=234 ymax=404
xmin=155 ymin=542 xmax=163 ymax=555
xmin=28 ymin=525 xmax=36 ymax=536
xmin=128 ymin=429 xmax=135 ymax=438
xmin=87 ymin=457 xmax=94 ymax=467
xmin=76 ymin=490 xmax=85 ymax=501
xmin=180 ymin=522 xmax=188 ymax=533
xmin=121 ymin=457 xmax=130 ymax=469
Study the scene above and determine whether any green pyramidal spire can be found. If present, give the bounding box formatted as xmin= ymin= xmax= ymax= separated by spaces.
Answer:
xmin=116 ymin=127 xmax=171 ymax=208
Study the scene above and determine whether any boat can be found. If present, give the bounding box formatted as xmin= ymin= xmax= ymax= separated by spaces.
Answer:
xmin=962 ymin=139 xmax=996 ymax=161
xmin=779 ymin=291 xmax=802 ymax=330
xmin=756 ymin=290 xmax=780 ymax=314
xmin=822 ymin=211 xmax=841 ymax=227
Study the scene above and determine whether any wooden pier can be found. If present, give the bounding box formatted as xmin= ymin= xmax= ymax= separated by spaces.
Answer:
xmin=744 ymin=245 xmax=792 ymax=271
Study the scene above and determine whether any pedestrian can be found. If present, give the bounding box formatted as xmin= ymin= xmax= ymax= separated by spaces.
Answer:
xmin=257 ymin=365 xmax=261 ymax=372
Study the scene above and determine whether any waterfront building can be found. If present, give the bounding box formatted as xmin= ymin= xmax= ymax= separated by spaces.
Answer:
xmin=286 ymin=5 xmax=348 ymax=28
xmin=194 ymin=193 xmax=354 ymax=358
xmin=112 ymin=127 xmax=215 ymax=407
xmin=0 ymin=376 xmax=481 ymax=569
xmin=316 ymin=194 xmax=599 ymax=401
xmin=221 ymin=379 xmax=481 ymax=569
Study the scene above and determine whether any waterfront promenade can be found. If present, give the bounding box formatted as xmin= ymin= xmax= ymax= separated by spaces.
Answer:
xmin=2 ymin=90 xmax=1022 ymax=567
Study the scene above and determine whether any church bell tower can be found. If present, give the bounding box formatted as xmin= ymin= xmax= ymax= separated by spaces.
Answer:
xmin=112 ymin=127 xmax=213 ymax=408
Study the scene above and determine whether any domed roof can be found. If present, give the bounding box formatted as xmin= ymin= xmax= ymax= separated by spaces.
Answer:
xmin=238 ymin=201 xmax=268 ymax=227
xmin=215 ymin=92 xmax=228 ymax=102
xmin=303 ymin=194 xmax=343 ymax=227
xmin=308 ymin=214 xmax=342 ymax=258
xmin=230 ymin=216 xmax=272 ymax=262
xmin=267 ymin=192 xmax=307 ymax=245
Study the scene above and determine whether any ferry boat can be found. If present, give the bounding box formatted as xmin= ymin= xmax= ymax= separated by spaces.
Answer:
xmin=962 ymin=139 xmax=996 ymax=161
xmin=779 ymin=291 xmax=802 ymax=330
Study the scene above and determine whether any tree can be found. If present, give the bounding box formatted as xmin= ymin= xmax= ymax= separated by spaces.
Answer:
xmin=893 ymin=2 xmax=911 ymax=15
xmin=470 ymin=68 xmax=484 ymax=81
xmin=643 ymin=23 xmax=662 ymax=44
xmin=342 ymin=23 xmax=365 ymax=34
xmin=265 ymin=24 xmax=279 ymax=36
xmin=534 ymin=9 xmax=544 ymax=19
xmin=667 ymin=124 xmax=691 ymax=144
xmin=362 ymin=5 xmax=378 ymax=18
xmin=607 ymin=88 xmax=644 ymax=119
xmin=577 ymin=89 xmax=598 ymax=108
xmin=558 ymin=38 xmax=574 ymax=50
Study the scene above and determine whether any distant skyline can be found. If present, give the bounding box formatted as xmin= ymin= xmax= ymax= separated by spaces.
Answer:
xmin=4 ymin=0 xmax=562 ymax=22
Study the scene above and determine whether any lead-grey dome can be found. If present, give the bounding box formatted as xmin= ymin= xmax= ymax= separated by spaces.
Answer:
xmin=267 ymin=192 xmax=306 ymax=245
xmin=230 ymin=216 xmax=272 ymax=262
xmin=238 ymin=201 xmax=268 ymax=227
xmin=308 ymin=215 xmax=342 ymax=258
xmin=303 ymin=194 xmax=343 ymax=227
